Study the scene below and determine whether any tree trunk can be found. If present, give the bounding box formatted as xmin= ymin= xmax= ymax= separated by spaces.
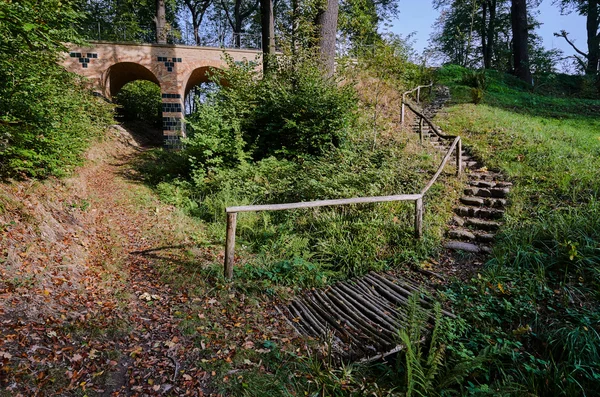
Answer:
xmin=260 ymin=0 xmax=275 ymax=73
xmin=586 ymin=0 xmax=599 ymax=74
xmin=316 ymin=0 xmax=339 ymax=77
xmin=155 ymin=0 xmax=167 ymax=44
xmin=511 ymin=0 xmax=532 ymax=83
xmin=484 ymin=0 xmax=496 ymax=69
xmin=481 ymin=2 xmax=488 ymax=68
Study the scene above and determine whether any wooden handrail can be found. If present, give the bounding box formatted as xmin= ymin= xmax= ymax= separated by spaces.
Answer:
xmin=223 ymin=84 xmax=462 ymax=279
xmin=401 ymin=82 xmax=433 ymax=125
xmin=421 ymin=136 xmax=461 ymax=195
xmin=404 ymin=102 xmax=455 ymax=140
xmin=226 ymin=194 xmax=422 ymax=214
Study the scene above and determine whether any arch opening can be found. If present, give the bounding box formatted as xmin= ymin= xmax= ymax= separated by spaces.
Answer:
xmin=183 ymin=66 xmax=228 ymax=115
xmin=112 ymin=78 xmax=163 ymax=147
xmin=106 ymin=62 xmax=161 ymax=98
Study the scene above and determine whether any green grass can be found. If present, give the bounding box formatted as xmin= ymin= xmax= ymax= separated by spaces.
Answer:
xmin=432 ymin=66 xmax=600 ymax=395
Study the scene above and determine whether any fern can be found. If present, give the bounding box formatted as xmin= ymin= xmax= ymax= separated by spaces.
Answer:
xmin=398 ymin=293 xmax=498 ymax=396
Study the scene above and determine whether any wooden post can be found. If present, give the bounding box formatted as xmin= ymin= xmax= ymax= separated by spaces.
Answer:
xmin=415 ymin=197 xmax=423 ymax=238
xmin=456 ymin=138 xmax=462 ymax=176
xmin=418 ymin=116 xmax=423 ymax=144
xmin=417 ymin=87 xmax=421 ymax=103
xmin=401 ymin=98 xmax=406 ymax=127
xmin=224 ymin=212 xmax=237 ymax=279
xmin=429 ymin=83 xmax=433 ymax=97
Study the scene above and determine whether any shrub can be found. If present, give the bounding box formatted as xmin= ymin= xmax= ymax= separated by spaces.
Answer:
xmin=244 ymin=59 xmax=358 ymax=160
xmin=0 ymin=56 xmax=112 ymax=179
xmin=0 ymin=0 xmax=113 ymax=179
xmin=114 ymin=80 xmax=162 ymax=125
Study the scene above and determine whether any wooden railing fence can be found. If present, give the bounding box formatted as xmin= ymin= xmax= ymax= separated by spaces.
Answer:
xmin=400 ymin=83 xmax=433 ymax=126
xmin=223 ymin=84 xmax=460 ymax=279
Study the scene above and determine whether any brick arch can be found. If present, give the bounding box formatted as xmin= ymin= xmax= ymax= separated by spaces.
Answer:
xmin=183 ymin=65 xmax=228 ymax=100
xmin=104 ymin=62 xmax=161 ymax=97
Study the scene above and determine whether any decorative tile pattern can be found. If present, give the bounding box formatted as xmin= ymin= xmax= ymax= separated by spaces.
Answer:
xmin=157 ymin=56 xmax=182 ymax=72
xmin=163 ymin=135 xmax=183 ymax=149
xmin=162 ymin=102 xmax=182 ymax=113
xmin=70 ymin=52 xmax=98 ymax=68
xmin=163 ymin=117 xmax=182 ymax=131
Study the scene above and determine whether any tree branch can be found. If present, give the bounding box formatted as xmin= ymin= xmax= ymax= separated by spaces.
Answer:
xmin=554 ymin=30 xmax=589 ymax=59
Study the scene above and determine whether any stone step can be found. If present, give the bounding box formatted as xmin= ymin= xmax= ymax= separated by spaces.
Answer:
xmin=444 ymin=241 xmax=491 ymax=254
xmin=454 ymin=206 xmax=505 ymax=220
xmin=464 ymin=217 xmax=501 ymax=231
xmin=468 ymin=180 xmax=513 ymax=189
xmin=459 ymin=196 xmax=507 ymax=208
xmin=447 ymin=228 xmax=496 ymax=243
xmin=468 ymin=171 xmax=504 ymax=181
xmin=464 ymin=187 xmax=510 ymax=198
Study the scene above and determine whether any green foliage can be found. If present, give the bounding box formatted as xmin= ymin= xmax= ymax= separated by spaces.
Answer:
xmin=0 ymin=0 xmax=113 ymax=179
xmin=435 ymin=66 xmax=600 ymax=395
xmin=115 ymin=80 xmax=161 ymax=124
xmin=461 ymin=70 xmax=487 ymax=90
xmin=244 ymin=58 xmax=358 ymax=160
xmin=78 ymin=0 xmax=180 ymax=43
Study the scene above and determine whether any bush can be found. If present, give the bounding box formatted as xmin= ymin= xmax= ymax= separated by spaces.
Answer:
xmin=244 ymin=63 xmax=358 ymax=160
xmin=114 ymin=80 xmax=162 ymax=124
xmin=0 ymin=0 xmax=113 ymax=179
xmin=0 ymin=56 xmax=112 ymax=179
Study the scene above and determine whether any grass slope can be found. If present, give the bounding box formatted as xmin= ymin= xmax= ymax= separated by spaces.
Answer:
xmin=433 ymin=67 xmax=600 ymax=396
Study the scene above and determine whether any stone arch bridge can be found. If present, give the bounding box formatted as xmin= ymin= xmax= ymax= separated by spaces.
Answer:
xmin=61 ymin=41 xmax=261 ymax=147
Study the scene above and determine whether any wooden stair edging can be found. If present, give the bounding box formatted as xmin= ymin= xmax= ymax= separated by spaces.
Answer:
xmin=406 ymin=85 xmax=512 ymax=255
xmin=280 ymin=271 xmax=454 ymax=362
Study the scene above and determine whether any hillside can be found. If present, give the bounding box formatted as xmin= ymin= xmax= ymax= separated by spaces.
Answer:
xmin=0 ymin=127 xmax=299 ymax=395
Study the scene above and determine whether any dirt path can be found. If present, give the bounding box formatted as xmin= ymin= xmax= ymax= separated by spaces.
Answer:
xmin=0 ymin=127 xmax=295 ymax=396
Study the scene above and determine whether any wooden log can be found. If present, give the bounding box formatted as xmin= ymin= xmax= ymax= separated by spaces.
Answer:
xmin=226 ymin=193 xmax=421 ymax=214
xmin=418 ymin=116 xmax=423 ymax=144
xmin=276 ymin=305 xmax=303 ymax=336
xmin=371 ymin=273 xmax=456 ymax=319
xmin=335 ymin=284 xmax=402 ymax=330
xmin=292 ymin=299 xmax=327 ymax=335
xmin=351 ymin=279 xmax=399 ymax=314
xmin=287 ymin=302 xmax=318 ymax=337
xmin=456 ymin=138 xmax=462 ymax=176
xmin=304 ymin=293 xmax=366 ymax=352
xmin=327 ymin=288 xmax=396 ymax=345
xmin=401 ymin=100 xmax=406 ymax=126
xmin=224 ymin=212 xmax=237 ymax=279
xmin=317 ymin=290 xmax=390 ymax=347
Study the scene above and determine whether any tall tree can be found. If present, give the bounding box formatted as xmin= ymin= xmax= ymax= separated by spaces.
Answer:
xmin=511 ymin=0 xmax=532 ymax=82
xmin=156 ymin=0 xmax=168 ymax=43
xmin=481 ymin=0 xmax=499 ymax=68
xmin=316 ymin=0 xmax=339 ymax=76
xmin=260 ymin=0 xmax=275 ymax=72
xmin=180 ymin=0 xmax=213 ymax=45
xmin=554 ymin=0 xmax=600 ymax=74
xmin=220 ymin=0 xmax=259 ymax=47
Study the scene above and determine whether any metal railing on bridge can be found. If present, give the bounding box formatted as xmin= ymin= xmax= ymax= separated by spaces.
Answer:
xmin=81 ymin=22 xmax=262 ymax=50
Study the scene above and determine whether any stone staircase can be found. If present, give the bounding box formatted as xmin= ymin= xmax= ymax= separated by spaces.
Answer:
xmin=408 ymin=87 xmax=511 ymax=254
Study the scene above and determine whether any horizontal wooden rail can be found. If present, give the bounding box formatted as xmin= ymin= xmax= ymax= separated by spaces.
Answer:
xmin=401 ymin=83 xmax=433 ymax=126
xmin=224 ymin=194 xmax=423 ymax=279
xmin=226 ymin=194 xmax=422 ymax=214
xmin=223 ymin=84 xmax=462 ymax=279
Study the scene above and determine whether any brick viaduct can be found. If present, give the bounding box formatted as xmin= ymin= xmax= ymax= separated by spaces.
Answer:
xmin=61 ymin=41 xmax=261 ymax=146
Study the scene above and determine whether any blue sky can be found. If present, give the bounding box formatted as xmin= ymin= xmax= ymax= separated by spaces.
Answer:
xmin=389 ymin=1 xmax=587 ymax=65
